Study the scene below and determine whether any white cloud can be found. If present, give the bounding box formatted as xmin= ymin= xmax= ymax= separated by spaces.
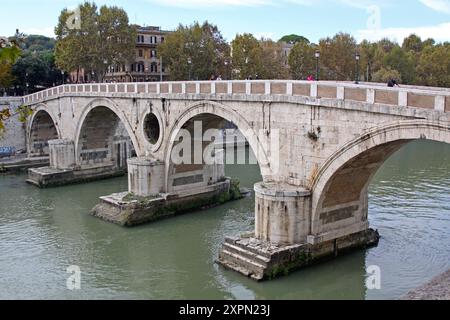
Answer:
xmin=357 ymin=22 xmax=450 ymax=42
xmin=418 ymin=0 xmax=450 ymax=13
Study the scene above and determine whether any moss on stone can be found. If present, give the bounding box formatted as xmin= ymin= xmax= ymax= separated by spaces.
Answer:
xmin=122 ymin=192 xmax=160 ymax=205
xmin=267 ymin=251 xmax=312 ymax=280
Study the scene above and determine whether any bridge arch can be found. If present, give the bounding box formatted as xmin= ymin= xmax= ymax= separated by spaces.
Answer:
xmin=27 ymin=104 xmax=61 ymax=156
xmin=74 ymin=98 xmax=140 ymax=168
xmin=310 ymin=120 xmax=450 ymax=236
xmin=163 ymin=100 xmax=272 ymax=191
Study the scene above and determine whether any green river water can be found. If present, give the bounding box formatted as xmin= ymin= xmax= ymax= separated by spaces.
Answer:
xmin=0 ymin=140 xmax=449 ymax=299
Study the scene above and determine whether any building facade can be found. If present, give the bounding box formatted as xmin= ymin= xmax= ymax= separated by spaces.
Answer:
xmin=104 ymin=26 xmax=171 ymax=83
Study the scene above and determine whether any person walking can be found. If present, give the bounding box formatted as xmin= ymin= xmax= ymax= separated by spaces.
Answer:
xmin=387 ymin=79 xmax=399 ymax=87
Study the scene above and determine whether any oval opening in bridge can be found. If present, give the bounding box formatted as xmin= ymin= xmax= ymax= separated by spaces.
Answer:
xmin=144 ymin=113 xmax=161 ymax=145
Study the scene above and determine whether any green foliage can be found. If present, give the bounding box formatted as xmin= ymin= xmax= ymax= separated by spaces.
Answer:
xmin=55 ymin=2 xmax=136 ymax=82
xmin=383 ymin=45 xmax=416 ymax=84
xmin=372 ymin=67 xmax=402 ymax=83
xmin=260 ymin=39 xmax=289 ymax=79
xmin=0 ymin=33 xmax=22 ymax=92
xmin=17 ymin=105 xmax=33 ymax=123
xmin=0 ymin=108 xmax=11 ymax=133
xmin=21 ymin=35 xmax=56 ymax=52
xmin=231 ymin=33 xmax=263 ymax=80
xmin=417 ymin=44 xmax=450 ymax=87
xmin=279 ymin=34 xmax=309 ymax=44
xmin=158 ymin=21 xmax=230 ymax=81
xmin=0 ymin=105 xmax=32 ymax=135
xmin=319 ymin=32 xmax=357 ymax=81
xmin=288 ymin=41 xmax=316 ymax=80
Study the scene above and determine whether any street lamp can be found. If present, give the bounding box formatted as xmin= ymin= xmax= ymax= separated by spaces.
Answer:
xmin=224 ymin=60 xmax=229 ymax=80
xmin=355 ymin=53 xmax=360 ymax=84
xmin=61 ymin=71 xmax=65 ymax=85
xmin=315 ymin=50 xmax=320 ymax=81
xmin=25 ymin=72 xmax=28 ymax=95
xmin=187 ymin=57 xmax=192 ymax=81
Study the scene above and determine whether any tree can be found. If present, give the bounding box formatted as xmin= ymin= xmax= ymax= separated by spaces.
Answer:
xmin=417 ymin=44 xmax=450 ymax=87
xmin=55 ymin=2 xmax=136 ymax=82
xmin=12 ymin=52 xmax=59 ymax=94
xmin=402 ymin=34 xmax=423 ymax=53
xmin=288 ymin=41 xmax=316 ymax=80
xmin=231 ymin=33 xmax=263 ymax=80
xmin=260 ymin=39 xmax=289 ymax=79
xmin=0 ymin=33 xmax=22 ymax=94
xmin=9 ymin=35 xmax=60 ymax=95
xmin=383 ymin=45 xmax=416 ymax=84
xmin=279 ymin=34 xmax=309 ymax=44
xmin=358 ymin=40 xmax=377 ymax=81
xmin=319 ymin=33 xmax=357 ymax=80
xmin=158 ymin=21 xmax=230 ymax=81
xmin=372 ymin=67 xmax=402 ymax=83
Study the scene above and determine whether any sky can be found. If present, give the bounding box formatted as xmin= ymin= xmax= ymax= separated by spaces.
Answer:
xmin=1 ymin=0 xmax=450 ymax=43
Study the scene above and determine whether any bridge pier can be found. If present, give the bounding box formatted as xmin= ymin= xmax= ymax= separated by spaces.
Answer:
xmin=91 ymin=152 xmax=241 ymax=226
xmin=27 ymin=138 xmax=126 ymax=187
xmin=127 ymin=157 xmax=165 ymax=196
xmin=217 ymin=182 xmax=379 ymax=281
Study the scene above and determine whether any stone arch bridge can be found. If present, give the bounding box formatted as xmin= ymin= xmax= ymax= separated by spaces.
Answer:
xmin=23 ymin=80 xmax=450 ymax=280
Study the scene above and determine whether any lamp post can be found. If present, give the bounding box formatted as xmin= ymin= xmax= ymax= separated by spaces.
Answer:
xmin=355 ymin=53 xmax=360 ymax=84
xmin=315 ymin=50 xmax=320 ymax=81
xmin=160 ymin=56 xmax=163 ymax=82
xmin=187 ymin=57 xmax=192 ymax=81
xmin=25 ymin=73 xmax=28 ymax=95
xmin=61 ymin=71 xmax=65 ymax=85
xmin=224 ymin=60 xmax=229 ymax=80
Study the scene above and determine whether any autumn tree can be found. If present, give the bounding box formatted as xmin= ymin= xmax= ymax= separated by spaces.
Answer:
xmin=0 ymin=33 xmax=22 ymax=93
xmin=318 ymin=33 xmax=357 ymax=81
xmin=372 ymin=67 xmax=402 ymax=83
xmin=231 ymin=33 xmax=263 ymax=80
xmin=0 ymin=32 xmax=22 ymax=132
xmin=259 ymin=39 xmax=289 ymax=79
xmin=288 ymin=41 xmax=316 ymax=80
xmin=383 ymin=45 xmax=416 ymax=84
xmin=158 ymin=21 xmax=230 ymax=81
xmin=417 ymin=44 xmax=450 ymax=87
xmin=55 ymin=2 xmax=135 ymax=82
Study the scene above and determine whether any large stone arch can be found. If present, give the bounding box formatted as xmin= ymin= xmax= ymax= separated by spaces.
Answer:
xmin=74 ymin=98 xmax=140 ymax=167
xmin=163 ymin=100 xmax=272 ymax=191
xmin=27 ymin=104 xmax=61 ymax=156
xmin=310 ymin=119 xmax=450 ymax=236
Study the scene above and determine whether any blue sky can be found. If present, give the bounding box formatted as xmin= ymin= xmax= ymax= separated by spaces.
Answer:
xmin=2 ymin=0 xmax=450 ymax=43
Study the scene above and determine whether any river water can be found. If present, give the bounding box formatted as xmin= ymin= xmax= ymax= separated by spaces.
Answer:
xmin=0 ymin=140 xmax=449 ymax=300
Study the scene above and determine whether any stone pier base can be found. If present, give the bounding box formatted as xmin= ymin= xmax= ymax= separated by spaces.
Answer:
xmin=26 ymin=165 xmax=126 ymax=187
xmin=217 ymin=228 xmax=380 ymax=281
xmin=91 ymin=179 xmax=240 ymax=226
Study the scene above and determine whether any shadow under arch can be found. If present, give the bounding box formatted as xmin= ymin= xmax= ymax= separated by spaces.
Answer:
xmin=310 ymin=119 xmax=450 ymax=235
xmin=74 ymin=98 xmax=140 ymax=168
xmin=163 ymin=100 xmax=273 ymax=192
xmin=27 ymin=104 xmax=61 ymax=156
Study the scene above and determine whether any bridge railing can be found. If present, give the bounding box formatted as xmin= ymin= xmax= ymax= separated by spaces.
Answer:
xmin=22 ymin=80 xmax=449 ymax=113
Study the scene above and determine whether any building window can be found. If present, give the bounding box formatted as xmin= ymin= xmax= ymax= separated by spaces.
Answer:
xmin=139 ymin=49 xmax=143 ymax=57
xmin=137 ymin=35 xmax=145 ymax=43
xmin=161 ymin=37 xmax=164 ymax=43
